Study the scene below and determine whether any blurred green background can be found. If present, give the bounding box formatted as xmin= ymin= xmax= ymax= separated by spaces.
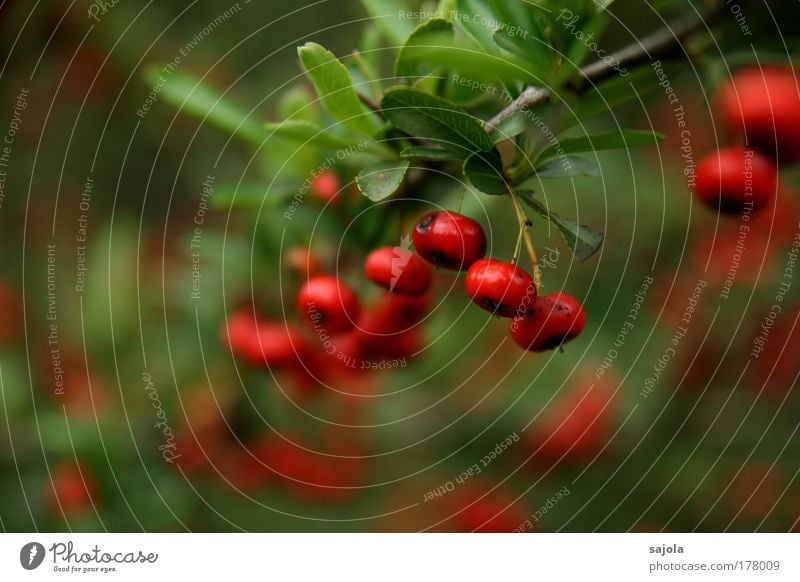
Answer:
xmin=0 ymin=0 xmax=799 ymax=532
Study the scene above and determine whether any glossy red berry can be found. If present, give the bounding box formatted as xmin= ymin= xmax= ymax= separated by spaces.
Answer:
xmin=223 ymin=311 xmax=306 ymax=367
xmin=465 ymin=259 xmax=536 ymax=318
xmin=510 ymin=292 xmax=586 ymax=352
xmin=365 ymin=246 xmax=433 ymax=297
xmin=311 ymin=170 xmax=340 ymax=202
xmin=412 ymin=210 xmax=486 ymax=271
xmin=719 ymin=66 xmax=800 ymax=161
xmin=694 ymin=147 xmax=778 ymax=214
xmin=298 ymin=275 xmax=360 ymax=334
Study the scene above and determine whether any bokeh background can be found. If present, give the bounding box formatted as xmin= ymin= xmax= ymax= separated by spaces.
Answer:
xmin=1 ymin=0 xmax=799 ymax=532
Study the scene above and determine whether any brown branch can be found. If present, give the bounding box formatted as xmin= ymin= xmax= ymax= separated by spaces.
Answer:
xmin=484 ymin=0 xmax=724 ymax=132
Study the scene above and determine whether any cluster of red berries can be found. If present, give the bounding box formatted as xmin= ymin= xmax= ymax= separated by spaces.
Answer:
xmin=225 ymin=209 xmax=586 ymax=376
xmin=694 ymin=66 xmax=800 ymax=214
xmin=370 ymin=210 xmax=586 ymax=353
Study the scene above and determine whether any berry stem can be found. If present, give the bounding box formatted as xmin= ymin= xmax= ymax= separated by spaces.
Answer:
xmin=508 ymin=188 xmax=541 ymax=290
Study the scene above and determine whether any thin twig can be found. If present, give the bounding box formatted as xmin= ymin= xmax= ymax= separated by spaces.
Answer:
xmin=508 ymin=188 xmax=541 ymax=290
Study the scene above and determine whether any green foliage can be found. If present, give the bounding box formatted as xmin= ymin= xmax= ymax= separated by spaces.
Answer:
xmin=147 ymin=0 xmax=677 ymax=263
xmin=519 ymin=192 xmax=604 ymax=261
xmin=297 ymin=42 xmax=382 ymax=137
xmin=356 ymin=160 xmax=410 ymax=201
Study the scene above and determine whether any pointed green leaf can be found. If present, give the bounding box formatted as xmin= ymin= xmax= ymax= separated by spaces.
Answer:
xmin=569 ymin=62 xmax=680 ymax=126
xmin=396 ymin=18 xmax=455 ymax=79
xmin=463 ymin=149 xmax=506 ymax=195
xmin=492 ymin=27 xmax=551 ymax=80
xmin=518 ymin=192 xmax=604 ymax=261
xmin=356 ymin=160 xmax=410 ymax=201
xmin=400 ymin=146 xmax=463 ymax=162
xmin=264 ymin=120 xmax=350 ymax=149
xmin=533 ymin=156 xmax=599 ymax=178
xmin=359 ymin=0 xmax=417 ymax=46
xmin=537 ymin=129 xmax=665 ymax=161
xmin=144 ymin=68 xmax=263 ymax=147
xmin=298 ymin=42 xmax=380 ymax=137
xmin=453 ymin=0 xmax=501 ymax=53
xmin=381 ymin=87 xmax=494 ymax=154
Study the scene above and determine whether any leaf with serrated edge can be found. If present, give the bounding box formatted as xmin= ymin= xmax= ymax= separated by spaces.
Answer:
xmin=382 ymin=88 xmax=494 ymax=154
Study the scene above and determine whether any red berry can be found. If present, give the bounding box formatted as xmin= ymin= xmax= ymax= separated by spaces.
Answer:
xmin=298 ymin=275 xmax=360 ymax=334
xmin=357 ymin=293 xmax=430 ymax=339
xmin=449 ymin=484 xmax=526 ymax=533
xmin=526 ymin=369 xmax=615 ymax=462
xmin=465 ymin=259 xmax=536 ymax=318
xmin=284 ymin=246 xmax=320 ymax=277
xmin=223 ymin=311 xmax=306 ymax=367
xmin=694 ymin=147 xmax=778 ymax=214
xmin=365 ymin=246 xmax=432 ymax=297
xmin=217 ymin=445 xmax=272 ymax=492
xmin=412 ymin=211 xmax=486 ymax=271
xmin=719 ymin=66 xmax=800 ymax=161
xmin=46 ymin=460 xmax=95 ymax=517
xmin=510 ymin=292 xmax=586 ymax=352
xmin=311 ymin=170 xmax=340 ymax=202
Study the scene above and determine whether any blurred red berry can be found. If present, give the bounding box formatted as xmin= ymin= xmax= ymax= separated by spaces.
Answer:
xmin=311 ymin=170 xmax=341 ymax=202
xmin=298 ymin=275 xmax=360 ymax=334
xmin=719 ymin=66 xmax=800 ymax=161
xmin=46 ymin=460 xmax=95 ymax=518
xmin=365 ymin=246 xmax=433 ymax=297
xmin=694 ymin=147 xmax=778 ymax=214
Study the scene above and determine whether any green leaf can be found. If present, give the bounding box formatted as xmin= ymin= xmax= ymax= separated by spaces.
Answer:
xmin=298 ymin=42 xmax=380 ymax=137
xmin=593 ymin=0 xmax=615 ymax=11
xmin=396 ymin=18 xmax=455 ymax=79
xmin=463 ymin=149 xmax=506 ymax=195
xmin=359 ymin=0 xmax=417 ymax=46
xmin=144 ymin=68 xmax=263 ymax=147
xmin=533 ymin=156 xmax=599 ymax=178
xmin=492 ymin=26 xmax=551 ymax=80
xmin=489 ymin=110 xmax=532 ymax=143
xmin=356 ymin=160 xmax=410 ymax=201
xmin=278 ymin=86 xmax=318 ymax=124
xmin=570 ymin=62 xmax=680 ymax=125
xmin=264 ymin=120 xmax=350 ymax=149
xmin=518 ymin=192 xmax=604 ymax=261
xmin=537 ymin=129 xmax=665 ymax=161
xmin=381 ymin=87 xmax=495 ymax=154
xmin=453 ymin=0 xmax=501 ymax=54
xmin=400 ymin=146 xmax=463 ymax=162
xmin=211 ymin=182 xmax=297 ymax=210
xmin=562 ymin=12 xmax=610 ymax=76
